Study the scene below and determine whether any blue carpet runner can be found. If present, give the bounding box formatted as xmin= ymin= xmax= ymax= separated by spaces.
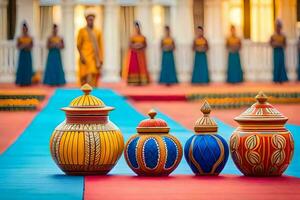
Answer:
xmin=0 ymin=88 xmax=299 ymax=199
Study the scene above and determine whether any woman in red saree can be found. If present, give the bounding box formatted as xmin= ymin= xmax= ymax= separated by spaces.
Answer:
xmin=122 ymin=21 xmax=150 ymax=85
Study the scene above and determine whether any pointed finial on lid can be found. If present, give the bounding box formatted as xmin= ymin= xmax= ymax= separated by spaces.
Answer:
xmin=194 ymin=101 xmax=218 ymax=133
xmin=81 ymin=83 xmax=92 ymax=95
xmin=255 ymin=91 xmax=268 ymax=104
xmin=201 ymin=100 xmax=211 ymax=115
xmin=148 ymin=109 xmax=157 ymax=119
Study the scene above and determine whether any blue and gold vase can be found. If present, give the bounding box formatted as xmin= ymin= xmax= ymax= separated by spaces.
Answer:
xmin=124 ymin=109 xmax=182 ymax=176
xmin=184 ymin=101 xmax=229 ymax=175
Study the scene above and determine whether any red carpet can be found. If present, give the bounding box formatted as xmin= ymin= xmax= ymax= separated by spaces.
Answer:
xmin=85 ymin=175 xmax=300 ymax=200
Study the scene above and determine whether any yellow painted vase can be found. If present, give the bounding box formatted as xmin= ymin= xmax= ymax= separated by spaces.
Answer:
xmin=230 ymin=91 xmax=294 ymax=176
xmin=50 ymin=84 xmax=124 ymax=175
xmin=124 ymin=109 xmax=183 ymax=176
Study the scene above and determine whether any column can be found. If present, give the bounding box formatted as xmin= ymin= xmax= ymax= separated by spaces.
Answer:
xmin=204 ymin=0 xmax=226 ymax=82
xmin=16 ymin=0 xmax=40 ymax=71
xmin=170 ymin=0 xmax=194 ymax=82
xmin=102 ymin=0 xmax=121 ymax=82
xmin=0 ymin=0 xmax=8 ymax=40
xmin=15 ymin=0 xmax=39 ymax=38
xmin=135 ymin=0 xmax=156 ymax=78
xmin=135 ymin=0 xmax=153 ymax=42
xmin=61 ymin=0 xmax=76 ymax=82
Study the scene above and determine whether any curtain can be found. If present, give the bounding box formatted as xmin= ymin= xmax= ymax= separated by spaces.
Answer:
xmin=120 ymin=6 xmax=135 ymax=73
xmin=40 ymin=6 xmax=53 ymax=40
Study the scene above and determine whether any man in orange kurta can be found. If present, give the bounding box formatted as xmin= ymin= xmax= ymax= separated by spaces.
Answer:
xmin=77 ymin=10 xmax=104 ymax=87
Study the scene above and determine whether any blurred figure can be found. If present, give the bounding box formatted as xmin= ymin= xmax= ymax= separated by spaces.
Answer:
xmin=226 ymin=25 xmax=243 ymax=83
xmin=122 ymin=21 xmax=150 ymax=85
xmin=159 ymin=25 xmax=178 ymax=85
xmin=191 ymin=26 xmax=209 ymax=84
xmin=298 ymin=36 xmax=300 ymax=81
xmin=16 ymin=22 xmax=33 ymax=86
xmin=77 ymin=9 xmax=104 ymax=87
xmin=270 ymin=19 xmax=288 ymax=83
xmin=43 ymin=24 xmax=66 ymax=86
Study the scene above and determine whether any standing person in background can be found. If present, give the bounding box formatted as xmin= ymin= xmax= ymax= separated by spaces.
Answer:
xmin=15 ymin=22 xmax=33 ymax=86
xmin=77 ymin=9 xmax=104 ymax=87
xmin=191 ymin=26 xmax=209 ymax=84
xmin=298 ymin=36 xmax=300 ymax=81
xmin=270 ymin=19 xmax=288 ymax=83
xmin=43 ymin=24 xmax=66 ymax=86
xmin=226 ymin=25 xmax=243 ymax=83
xmin=122 ymin=21 xmax=150 ymax=85
xmin=159 ymin=25 xmax=178 ymax=85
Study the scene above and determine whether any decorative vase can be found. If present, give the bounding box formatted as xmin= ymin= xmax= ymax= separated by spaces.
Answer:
xmin=50 ymin=84 xmax=124 ymax=175
xmin=184 ymin=101 xmax=229 ymax=175
xmin=230 ymin=91 xmax=294 ymax=176
xmin=124 ymin=109 xmax=182 ymax=176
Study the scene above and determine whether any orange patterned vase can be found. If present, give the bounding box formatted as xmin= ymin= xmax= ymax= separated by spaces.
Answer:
xmin=50 ymin=84 xmax=124 ymax=175
xmin=230 ymin=91 xmax=294 ymax=176
xmin=124 ymin=109 xmax=183 ymax=176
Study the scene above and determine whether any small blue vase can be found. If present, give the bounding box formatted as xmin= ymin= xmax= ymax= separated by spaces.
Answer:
xmin=184 ymin=101 xmax=229 ymax=175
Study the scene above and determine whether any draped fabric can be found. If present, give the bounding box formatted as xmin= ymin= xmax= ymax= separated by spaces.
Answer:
xmin=16 ymin=37 xmax=33 ymax=85
xmin=77 ymin=27 xmax=104 ymax=83
xmin=120 ymin=6 xmax=136 ymax=75
xmin=191 ymin=52 xmax=209 ymax=84
xmin=273 ymin=47 xmax=288 ymax=83
xmin=43 ymin=46 xmax=66 ymax=86
xmin=227 ymin=52 xmax=243 ymax=83
xmin=159 ymin=51 xmax=178 ymax=84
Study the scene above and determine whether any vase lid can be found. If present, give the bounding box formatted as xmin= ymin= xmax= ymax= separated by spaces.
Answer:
xmin=194 ymin=101 xmax=218 ymax=133
xmin=234 ymin=91 xmax=288 ymax=123
xmin=137 ymin=109 xmax=170 ymax=133
xmin=61 ymin=84 xmax=114 ymax=114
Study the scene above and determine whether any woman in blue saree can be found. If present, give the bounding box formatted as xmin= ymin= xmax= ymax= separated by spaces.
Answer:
xmin=191 ymin=26 xmax=209 ymax=84
xmin=226 ymin=25 xmax=243 ymax=83
xmin=43 ymin=24 xmax=66 ymax=86
xmin=298 ymin=36 xmax=300 ymax=81
xmin=15 ymin=22 xmax=33 ymax=86
xmin=270 ymin=20 xmax=288 ymax=83
xmin=159 ymin=26 xmax=178 ymax=85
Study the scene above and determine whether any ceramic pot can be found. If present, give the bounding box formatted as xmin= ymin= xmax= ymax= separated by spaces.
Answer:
xmin=50 ymin=84 xmax=124 ymax=175
xmin=230 ymin=91 xmax=294 ymax=176
xmin=124 ymin=109 xmax=182 ymax=176
xmin=184 ymin=101 xmax=229 ymax=175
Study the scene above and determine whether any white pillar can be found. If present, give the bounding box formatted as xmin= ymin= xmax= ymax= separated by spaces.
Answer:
xmin=15 ymin=0 xmax=39 ymax=39
xmin=61 ymin=0 xmax=76 ymax=83
xmin=102 ymin=0 xmax=121 ymax=82
xmin=204 ymin=0 xmax=226 ymax=82
xmin=16 ymin=0 xmax=40 ymax=71
xmin=135 ymin=0 xmax=153 ymax=42
xmin=135 ymin=0 xmax=156 ymax=79
xmin=0 ymin=0 xmax=8 ymax=40
xmin=170 ymin=0 xmax=194 ymax=82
